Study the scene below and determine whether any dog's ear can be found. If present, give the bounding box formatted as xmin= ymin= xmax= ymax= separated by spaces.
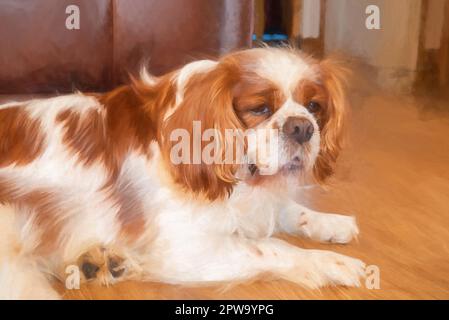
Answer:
xmin=160 ymin=64 xmax=244 ymax=201
xmin=313 ymin=57 xmax=350 ymax=182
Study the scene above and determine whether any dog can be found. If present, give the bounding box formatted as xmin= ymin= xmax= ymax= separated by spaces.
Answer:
xmin=0 ymin=47 xmax=365 ymax=299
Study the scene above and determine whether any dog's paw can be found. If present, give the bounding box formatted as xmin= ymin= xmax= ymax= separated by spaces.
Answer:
xmin=77 ymin=245 xmax=127 ymax=286
xmin=288 ymin=250 xmax=366 ymax=288
xmin=312 ymin=251 xmax=366 ymax=287
xmin=300 ymin=212 xmax=359 ymax=244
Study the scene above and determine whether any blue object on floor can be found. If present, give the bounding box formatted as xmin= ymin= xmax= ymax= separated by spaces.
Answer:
xmin=252 ymin=33 xmax=288 ymax=41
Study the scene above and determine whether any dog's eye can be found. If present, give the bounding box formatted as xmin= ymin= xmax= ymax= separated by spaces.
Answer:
xmin=250 ymin=104 xmax=271 ymax=116
xmin=306 ymin=101 xmax=321 ymax=113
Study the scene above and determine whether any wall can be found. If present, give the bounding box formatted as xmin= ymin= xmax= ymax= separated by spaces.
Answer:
xmin=324 ymin=0 xmax=422 ymax=93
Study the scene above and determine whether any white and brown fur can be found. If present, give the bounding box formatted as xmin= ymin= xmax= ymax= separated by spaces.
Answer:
xmin=0 ymin=48 xmax=365 ymax=299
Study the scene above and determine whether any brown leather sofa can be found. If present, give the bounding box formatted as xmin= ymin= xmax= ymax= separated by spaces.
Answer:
xmin=0 ymin=0 xmax=254 ymax=93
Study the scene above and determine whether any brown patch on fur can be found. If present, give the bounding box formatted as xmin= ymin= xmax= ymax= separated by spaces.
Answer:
xmin=293 ymin=80 xmax=329 ymax=130
xmin=131 ymin=70 xmax=179 ymax=142
xmin=0 ymin=106 xmax=45 ymax=167
xmin=57 ymin=73 xmax=176 ymax=187
xmin=57 ymin=86 xmax=158 ymax=185
xmin=233 ymin=79 xmax=286 ymax=128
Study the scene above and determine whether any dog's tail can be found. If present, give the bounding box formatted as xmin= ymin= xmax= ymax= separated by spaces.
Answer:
xmin=0 ymin=205 xmax=60 ymax=299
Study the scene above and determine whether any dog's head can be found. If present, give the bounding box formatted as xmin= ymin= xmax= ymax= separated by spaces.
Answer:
xmin=153 ymin=48 xmax=349 ymax=200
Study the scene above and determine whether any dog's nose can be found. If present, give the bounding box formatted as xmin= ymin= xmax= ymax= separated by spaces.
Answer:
xmin=283 ymin=117 xmax=314 ymax=144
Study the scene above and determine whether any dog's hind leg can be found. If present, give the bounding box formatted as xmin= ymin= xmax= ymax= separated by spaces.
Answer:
xmin=0 ymin=205 xmax=60 ymax=299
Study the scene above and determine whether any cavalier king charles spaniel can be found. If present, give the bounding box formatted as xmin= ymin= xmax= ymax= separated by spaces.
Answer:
xmin=0 ymin=48 xmax=365 ymax=299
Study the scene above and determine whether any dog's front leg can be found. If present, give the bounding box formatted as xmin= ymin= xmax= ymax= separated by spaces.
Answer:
xmin=277 ymin=199 xmax=359 ymax=244
xmin=153 ymin=236 xmax=365 ymax=288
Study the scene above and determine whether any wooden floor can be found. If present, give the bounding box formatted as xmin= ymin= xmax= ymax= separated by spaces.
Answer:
xmin=4 ymin=92 xmax=449 ymax=299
